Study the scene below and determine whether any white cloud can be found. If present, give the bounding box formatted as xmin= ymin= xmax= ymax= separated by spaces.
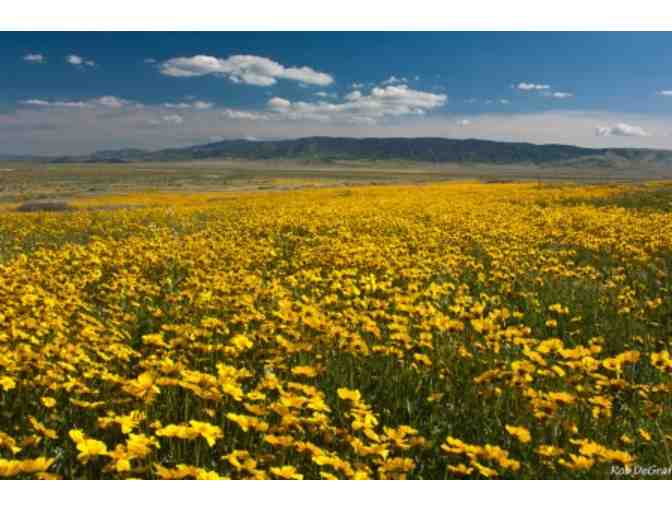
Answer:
xmin=457 ymin=119 xmax=471 ymax=126
xmin=315 ymin=91 xmax=337 ymax=99
xmin=21 ymin=99 xmax=52 ymax=107
xmin=368 ymin=85 xmax=446 ymax=110
xmin=67 ymin=54 xmax=95 ymax=67
xmin=658 ymin=90 xmax=672 ymax=96
xmin=279 ymin=65 xmax=333 ymax=86
xmin=23 ymin=53 xmax=45 ymax=63
xmin=499 ymin=99 xmax=511 ymax=104
xmin=595 ymin=122 xmax=649 ymax=137
xmin=268 ymin=97 xmax=292 ymax=111
xmin=517 ymin=82 xmax=550 ymax=91
xmin=221 ymin=109 xmax=269 ymax=121
xmin=264 ymin=84 xmax=446 ymax=123
xmin=351 ymin=82 xmax=364 ymax=90
xmin=551 ymin=92 xmax=573 ymax=99
xmin=344 ymin=90 xmax=362 ymax=101
xmin=95 ymin=96 xmax=125 ymax=108
xmin=162 ymin=102 xmax=191 ymax=109
xmin=20 ymin=96 xmax=131 ymax=109
xmin=160 ymin=55 xmax=220 ymax=77
xmin=193 ymin=101 xmax=213 ymax=110
xmin=381 ymin=76 xmax=407 ymax=85
xmin=163 ymin=100 xmax=213 ymax=110
xmin=212 ymin=85 xmax=447 ymax=126
xmin=159 ymin=54 xmax=333 ymax=86
xmin=21 ymin=99 xmax=89 ymax=108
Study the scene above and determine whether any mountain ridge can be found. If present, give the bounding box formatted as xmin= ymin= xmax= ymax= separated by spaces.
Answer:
xmin=27 ymin=137 xmax=672 ymax=167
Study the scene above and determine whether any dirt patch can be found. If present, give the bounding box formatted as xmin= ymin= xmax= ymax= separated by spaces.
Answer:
xmin=16 ymin=200 xmax=71 ymax=213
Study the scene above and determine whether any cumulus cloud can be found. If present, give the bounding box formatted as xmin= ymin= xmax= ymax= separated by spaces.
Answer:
xmin=457 ymin=119 xmax=471 ymax=126
xmin=517 ymin=82 xmax=550 ymax=91
xmin=595 ymin=123 xmax=649 ymax=137
xmin=268 ymin=97 xmax=292 ymax=111
xmin=351 ymin=82 xmax=364 ymax=90
xmin=499 ymin=99 xmax=511 ymax=104
xmin=550 ymin=92 xmax=573 ymax=99
xmin=280 ymin=65 xmax=333 ymax=86
xmin=159 ymin=54 xmax=333 ymax=86
xmin=368 ymin=85 xmax=446 ymax=111
xmin=264 ymin=84 xmax=447 ymax=123
xmin=23 ymin=53 xmax=45 ymax=63
xmin=67 ymin=54 xmax=95 ymax=67
xmin=658 ymin=90 xmax=672 ymax=96
xmin=315 ymin=91 xmax=337 ymax=99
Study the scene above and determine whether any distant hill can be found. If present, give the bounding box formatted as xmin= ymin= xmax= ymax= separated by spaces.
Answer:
xmin=0 ymin=154 xmax=51 ymax=162
xmin=89 ymin=148 xmax=154 ymax=161
xmin=45 ymin=137 xmax=672 ymax=167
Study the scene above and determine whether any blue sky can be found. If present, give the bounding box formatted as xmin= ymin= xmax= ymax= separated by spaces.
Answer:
xmin=3 ymin=32 xmax=672 ymax=154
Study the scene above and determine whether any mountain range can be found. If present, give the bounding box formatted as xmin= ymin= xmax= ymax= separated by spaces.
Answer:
xmin=19 ymin=137 xmax=672 ymax=168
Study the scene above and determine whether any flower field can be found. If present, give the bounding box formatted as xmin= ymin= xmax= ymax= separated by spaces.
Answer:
xmin=1 ymin=181 xmax=671 ymax=479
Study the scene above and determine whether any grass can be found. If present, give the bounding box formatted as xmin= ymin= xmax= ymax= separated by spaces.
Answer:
xmin=559 ymin=183 xmax=672 ymax=211
xmin=2 ymin=158 xmax=670 ymax=206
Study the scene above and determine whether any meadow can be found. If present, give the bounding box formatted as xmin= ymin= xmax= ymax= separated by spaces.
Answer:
xmin=1 ymin=178 xmax=671 ymax=479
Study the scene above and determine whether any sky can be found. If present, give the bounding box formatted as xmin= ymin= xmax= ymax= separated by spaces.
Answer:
xmin=3 ymin=32 xmax=672 ymax=155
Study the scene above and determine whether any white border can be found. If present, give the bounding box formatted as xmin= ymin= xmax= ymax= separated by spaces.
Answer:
xmin=1 ymin=480 xmax=667 ymax=510
xmin=2 ymin=1 xmax=672 ymax=30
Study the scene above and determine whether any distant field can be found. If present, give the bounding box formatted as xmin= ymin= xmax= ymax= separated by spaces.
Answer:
xmin=1 ymin=180 xmax=671 ymax=479
xmin=2 ymin=159 xmax=672 ymax=205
